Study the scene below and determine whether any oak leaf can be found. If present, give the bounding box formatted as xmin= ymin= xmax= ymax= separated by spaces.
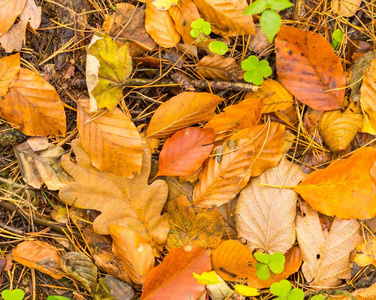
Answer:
xmin=0 ymin=53 xmax=20 ymax=96
xmin=146 ymin=92 xmax=224 ymax=138
xmin=157 ymin=127 xmax=214 ymax=177
xmin=296 ymin=204 xmax=362 ymax=287
xmin=360 ymin=56 xmax=376 ymax=130
xmin=141 ymin=246 xmax=211 ymax=299
xmin=59 ymin=139 xmax=169 ymax=252
xmin=275 ymin=26 xmax=346 ymax=110
xmin=294 ymin=147 xmax=376 ymax=219
xmin=77 ymin=99 xmax=142 ymax=178
xmin=0 ymin=0 xmax=27 ymax=36
xmin=236 ymin=157 xmax=307 ymax=253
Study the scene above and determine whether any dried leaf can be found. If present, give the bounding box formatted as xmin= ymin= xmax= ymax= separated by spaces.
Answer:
xmin=12 ymin=241 xmax=63 ymax=280
xmin=141 ymin=246 xmax=211 ymax=299
xmin=0 ymin=0 xmax=26 ymax=36
xmin=294 ymin=147 xmax=376 ymax=219
xmin=0 ymin=53 xmax=20 ymax=96
xmin=145 ymin=0 xmax=180 ymax=48
xmin=212 ymin=240 xmax=257 ymax=280
xmin=0 ymin=67 xmax=66 ymax=136
xmin=146 ymin=92 xmax=224 ymax=138
xmin=352 ymin=281 xmax=376 ymax=300
xmin=95 ymin=276 xmax=134 ymax=300
xmin=275 ymin=26 xmax=346 ymax=110
xmin=193 ymin=0 xmax=255 ymax=37
xmin=166 ymin=176 xmax=195 ymax=202
xmin=296 ymin=205 xmax=362 ymax=287
xmin=360 ymin=56 xmax=376 ymax=130
xmin=196 ymin=55 xmax=244 ymax=82
xmin=332 ymin=0 xmax=362 ymax=17
xmin=157 ymin=127 xmax=214 ymax=177
xmin=349 ymin=51 xmax=376 ymax=98
xmin=110 ymin=225 xmax=155 ymax=284
xmin=77 ymin=99 xmax=142 ymax=178
xmin=0 ymin=0 xmax=41 ymax=53
xmin=61 ymin=252 xmax=97 ymax=294
xmin=354 ymin=234 xmax=376 ymax=267
xmin=166 ymin=195 xmax=224 ymax=249
xmin=236 ymin=157 xmax=307 ymax=253
xmin=86 ymin=35 xmax=102 ymax=112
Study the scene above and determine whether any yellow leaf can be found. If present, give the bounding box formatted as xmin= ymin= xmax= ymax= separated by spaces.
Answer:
xmin=193 ymin=271 xmax=224 ymax=285
xmin=234 ymin=284 xmax=259 ymax=296
xmin=152 ymin=0 xmax=178 ymax=10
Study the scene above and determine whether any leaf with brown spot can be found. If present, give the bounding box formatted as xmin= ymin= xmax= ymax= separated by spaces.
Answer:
xmin=0 ymin=53 xmax=20 ymax=96
xmin=275 ymin=26 xmax=346 ymax=110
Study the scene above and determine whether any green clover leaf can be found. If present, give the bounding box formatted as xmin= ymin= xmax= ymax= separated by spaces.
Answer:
xmin=255 ymin=261 xmax=270 ymax=280
xmin=271 ymin=280 xmax=291 ymax=297
xmin=209 ymin=41 xmax=228 ymax=55
xmin=1 ymin=289 xmax=25 ymax=300
xmin=331 ymin=29 xmax=343 ymax=50
xmin=268 ymin=251 xmax=286 ymax=274
xmin=288 ymin=288 xmax=305 ymax=300
xmin=311 ymin=295 xmax=327 ymax=300
xmin=47 ymin=296 xmax=70 ymax=300
xmin=190 ymin=18 xmax=211 ymax=38
xmin=241 ymin=55 xmax=272 ymax=85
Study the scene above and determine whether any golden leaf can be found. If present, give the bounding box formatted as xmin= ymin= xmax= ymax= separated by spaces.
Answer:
xmin=0 ymin=53 xmax=20 ymax=96
xmin=360 ymin=56 xmax=376 ymax=130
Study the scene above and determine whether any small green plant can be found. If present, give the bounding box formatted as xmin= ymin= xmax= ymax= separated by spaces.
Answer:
xmin=241 ymin=55 xmax=272 ymax=85
xmin=243 ymin=0 xmax=294 ymax=42
xmin=254 ymin=251 xmax=285 ymax=280
xmin=331 ymin=29 xmax=343 ymax=50
xmin=270 ymin=280 xmax=305 ymax=300
xmin=46 ymin=295 xmax=70 ymax=300
xmin=311 ymin=295 xmax=327 ymax=300
xmin=1 ymin=289 xmax=25 ymax=300
xmin=208 ymin=41 xmax=229 ymax=55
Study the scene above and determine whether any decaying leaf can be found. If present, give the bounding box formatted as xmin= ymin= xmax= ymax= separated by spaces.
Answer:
xmin=61 ymin=252 xmax=97 ymax=294
xmin=296 ymin=204 xmax=362 ymax=287
xmin=15 ymin=140 xmax=72 ymax=190
xmin=360 ymin=56 xmax=376 ymax=130
xmin=294 ymin=147 xmax=376 ymax=219
xmin=95 ymin=276 xmax=134 ymax=300
xmin=0 ymin=53 xmax=20 ymax=96
xmin=166 ymin=176 xmax=195 ymax=202
xmin=166 ymin=195 xmax=224 ymax=249
xmin=77 ymin=99 xmax=142 ymax=178
xmin=146 ymin=92 xmax=224 ymax=138
xmin=0 ymin=0 xmax=27 ymax=36
xmin=349 ymin=51 xmax=376 ymax=99
xmin=141 ymin=246 xmax=211 ymax=299
xmin=12 ymin=241 xmax=63 ymax=280
xmin=276 ymin=26 xmax=346 ymax=110
xmin=157 ymin=127 xmax=214 ymax=177
xmin=236 ymin=157 xmax=307 ymax=253
xmin=59 ymin=139 xmax=169 ymax=252
xmin=110 ymin=225 xmax=155 ymax=284
xmin=196 ymin=55 xmax=244 ymax=82
xmin=332 ymin=0 xmax=362 ymax=17
xmin=0 ymin=0 xmax=41 ymax=53
xmin=193 ymin=0 xmax=255 ymax=36
xmin=352 ymin=280 xmax=376 ymax=300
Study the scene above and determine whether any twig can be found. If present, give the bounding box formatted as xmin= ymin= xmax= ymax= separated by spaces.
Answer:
xmin=0 ymin=177 xmax=33 ymax=190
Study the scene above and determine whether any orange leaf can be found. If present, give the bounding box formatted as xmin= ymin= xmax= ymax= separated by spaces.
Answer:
xmin=0 ymin=53 xmax=20 ymax=96
xmin=141 ymin=246 xmax=211 ymax=299
xmin=275 ymin=26 xmax=346 ymax=110
xmin=0 ymin=0 xmax=26 ymax=35
xmin=12 ymin=241 xmax=63 ymax=279
xmin=294 ymin=147 xmax=376 ymax=219
xmin=157 ymin=127 xmax=214 ymax=177
xmin=0 ymin=67 xmax=66 ymax=136
xmin=360 ymin=56 xmax=376 ymax=130
xmin=212 ymin=240 xmax=257 ymax=281
xmin=146 ymin=92 xmax=224 ymax=138
xmin=77 ymin=99 xmax=143 ymax=178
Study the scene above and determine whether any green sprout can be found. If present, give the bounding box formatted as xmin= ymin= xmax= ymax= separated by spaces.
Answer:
xmin=243 ymin=0 xmax=294 ymax=42
xmin=190 ymin=18 xmax=211 ymax=39
xmin=311 ymin=295 xmax=327 ymax=300
xmin=241 ymin=55 xmax=272 ymax=85
xmin=331 ymin=29 xmax=344 ymax=50
xmin=1 ymin=289 xmax=25 ymax=300
xmin=254 ymin=251 xmax=285 ymax=280
xmin=270 ymin=280 xmax=305 ymax=300
xmin=47 ymin=296 xmax=70 ymax=300
xmin=209 ymin=41 xmax=229 ymax=55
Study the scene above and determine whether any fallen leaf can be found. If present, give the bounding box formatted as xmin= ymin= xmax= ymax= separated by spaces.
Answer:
xmin=86 ymin=35 xmax=132 ymax=111
xmin=152 ymin=0 xmax=178 ymax=10
xmin=196 ymin=55 xmax=244 ymax=82
xmin=145 ymin=0 xmax=180 ymax=48
xmin=212 ymin=240 xmax=257 ymax=280
xmin=296 ymin=204 xmax=362 ymax=287
xmin=193 ymin=0 xmax=255 ymax=36
xmin=351 ymin=280 xmax=376 ymax=300
xmin=0 ymin=53 xmax=20 ymax=96
xmin=86 ymin=35 xmax=102 ymax=112
xmin=12 ymin=241 xmax=63 ymax=280
xmin=77 ymin=99 xmax=143 ymax=178
xmin=166 ymin=195 xmax=224 ymax=249
xmin=360 ymin=56 xmax=376 ymax=130
xmin=0 ymin=0 xmax=41 ymax=53
xmin=354 ymin=234 xmax=376 ymax=267
xmin=146 ymin=92 xmax=224 ymax=138
xmin=275 ymin=26 xmax=346 ymax=110
xmin=157 ymin=127 xmax=214 ymax=177
xmin=349 ymin=51 xmax=376 ymax=99
xmin=207 ymin=276 xmax=234 ymax=300
xmin=59 ymin=139 xmax=169 ymax=252
xmin=0 ymin=0 xmax=27 ymax=36
xmin=236 ymin=157 xmax=307 ymax=253
xmin=141 ymin=246 xmax=211 ymax=299
xmin=61 ymin=252 xmax=97 ymax=294
xmin=332 ymin=0 xmax=362 ymax=17
xmin=110 ymin=225 xmax=155 ymax=284
xmin=166 ymin=176 xmax=195 ymax=202
xmin=248 ymin=26 xmax=271 ymax=54
xmin=294 ymin=147 xmax=376 ymax=219
xmin=26 ymin=136 xmax=49 ymax=151
xmin=95 ymin=276 xmax=134 ymax=300
xmin=0 ymin=67 xmax=66 ymax=136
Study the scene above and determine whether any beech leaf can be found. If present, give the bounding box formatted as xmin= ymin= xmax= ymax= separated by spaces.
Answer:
xmin=0 ymin=53 xmax=20 ymax=96
xmin=0 ymin=0 xmax=27 ymax=36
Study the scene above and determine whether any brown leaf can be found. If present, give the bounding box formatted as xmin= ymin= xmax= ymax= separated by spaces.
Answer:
xmin=276 ymin=26 xmax=346 ymax=110
xmin=350 ymin=51 xmax=376 ymax=99
xmin=157 ymin=127 xmax=214 ymax=177
xmin=141 ymin=246 xmax=211 ymax=299
xmin=294 ymin=147 xmax=376 ymax=219
xmin=296 ymin=204 xmax=362 ymax=287
xmin=146 ymin=92 xmax=224 ymax=138
xmin=331 ymin=0 xmax=362 ymax=17
xmin=166 ymin=195 xmax=223 ymax=249
xmin=145 ymin=0 xmax=180 ymax=48
xmin=95 ymin=276 xmax=134 ymax=300
xmin=0 ymin=53 xmax=20 ymax=96
xmin=236 ymin=157 xmax=307 ymax=253
xmin=0 ymin=67 xmax=66 ymax=136
xmin=193 ymin=0 xmax=255 ymax=37
xmin=166 ymin=176 xmax=195 ymax=202
xmin=196 ymin=54 xmax=244 ymax=82
xmin=0 ymin=0 xmax=26 ymax=36
xmin=12 ymin=241 xmax=63 ymax=280
xmin=77 ymin=99 xmax=143 ymax=178
xmin=360 ymin=56 xmax=376 ymax=130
